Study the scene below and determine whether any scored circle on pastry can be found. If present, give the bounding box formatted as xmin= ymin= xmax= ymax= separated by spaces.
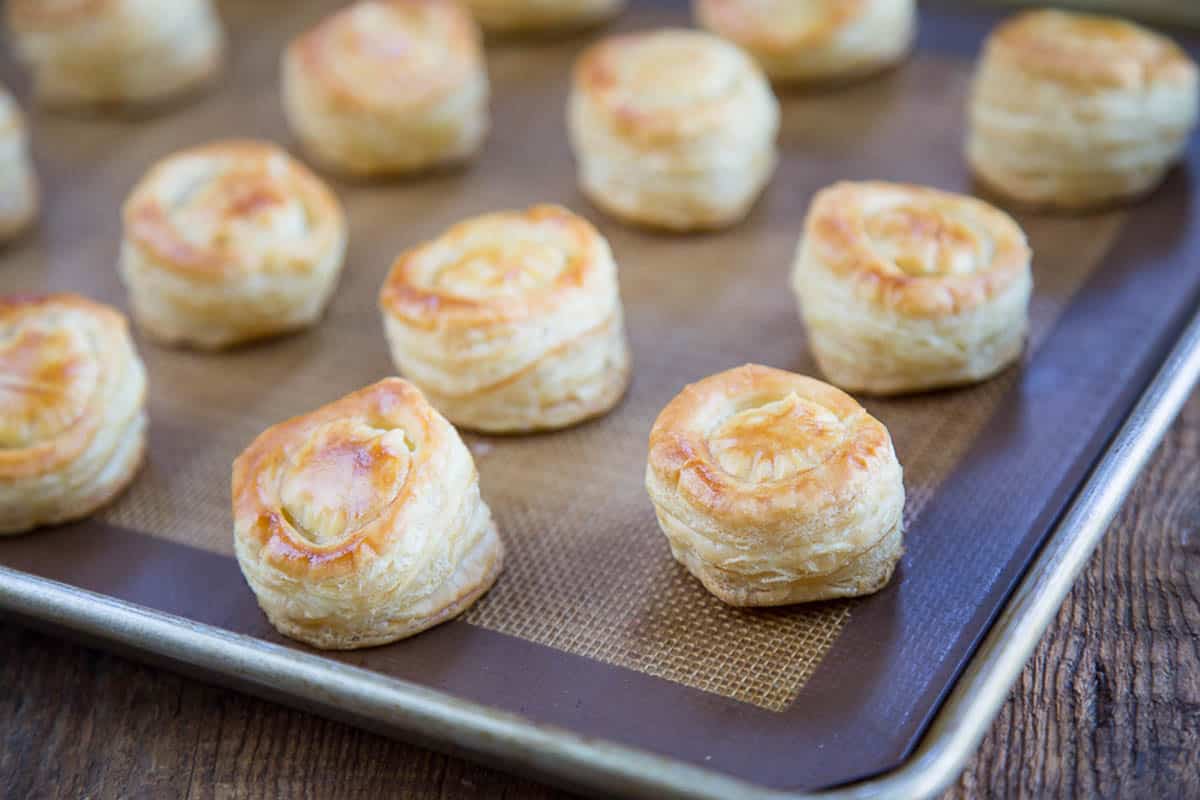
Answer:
xmin=0 ymin=294 xmax=147 ymax=535
xmin=645 ymin=364 xmax=905 ymax=606
xmin=233 ymin=378 xmax=504 ymax=650
xmin=694 ymin=0 xmax=916 ymax=83
xmin=119 ymin=139 xmax=347 ymax=350
xmin=568 ymin=29 xmax=779 ymax=231
xmin=283 ymin=0 xmax=489 ymax=176
xmin=792 ymin=181 xmax=1033 ymax=395
xmin=379 ymin=204 xmax=630 ymax=433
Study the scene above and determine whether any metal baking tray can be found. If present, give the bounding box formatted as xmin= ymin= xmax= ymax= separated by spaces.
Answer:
xmin=2 ymin=2 xmax=1199 ymax=797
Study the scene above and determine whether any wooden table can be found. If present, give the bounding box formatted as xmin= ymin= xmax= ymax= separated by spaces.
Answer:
xmin=3 ymin=391 xmax=1198 ymax=799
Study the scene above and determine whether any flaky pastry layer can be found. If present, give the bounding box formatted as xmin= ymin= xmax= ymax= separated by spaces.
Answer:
xmin=0 ymin=294 xmax=147 ymax=535
xmin=646 ymin=364 xmax=905 ymax=606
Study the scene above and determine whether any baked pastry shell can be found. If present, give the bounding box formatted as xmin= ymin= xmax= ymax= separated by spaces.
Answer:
xmin=0 ymin=293 xmax=147 ymax=535
xmin=646 ymin=364 xmax=905 ymax=605
xmin=380 ymin=204 xmax=631 ymax=432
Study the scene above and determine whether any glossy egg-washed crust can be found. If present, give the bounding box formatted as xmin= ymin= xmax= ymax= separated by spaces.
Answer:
xmin=122 ymin=140 xmax=344 ymax=283
xmin=232 ymin=378 xmax=503 ymax=648
xmin=0 ymin=294 xmax=147 ymax=534
xmin=236 ymin=379 xmax=452 ymax=581
xmin=802 ymin=181 xmax=1030 ymax=318
xmin=287 ymin=0 xmax=482 ymax=113
xmin=984 ymin=10 xmax=1196 ymax=90
xmin=0 ymin=295 xmax=136 ymax=478
xmin=646 ymin=364 xmax=904 ymax=606
xmin=382 ymin=204 xmax=605 ymax=327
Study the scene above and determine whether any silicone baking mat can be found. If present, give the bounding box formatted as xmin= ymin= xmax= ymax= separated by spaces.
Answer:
xmin=2 ymin=1 xmax=1198 ymax=792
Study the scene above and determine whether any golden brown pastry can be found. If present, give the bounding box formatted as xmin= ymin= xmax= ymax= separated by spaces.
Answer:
xmin=792 ymin=181 xmax=1032 ymax=395
xmin=646 ymin=364 xmax=905 ymax=606
xmin=0 ymin=87 xmax=37 ymax=241
xmin=379 ymin=205 xmax=629 ymax=433
xmin=0 ymin=294 xmax=147 ymax=535
xmin=232 ymin=378 xmax=504 ymax=649
xmin=119 ymin=140 xmax=347 ymax=350
xmin=464 ymin=0 xmax=624 ymax=34
xmin=6 ymin=0 xmax=224 ymax=108
xmin=282 ymin=0 xmax=489 ymax=177
xmin=568 ymin=29 xmax=779 ymax=231
xmin=967 ymin=10 xmax=1199 ymax=210
xmin=694 ymin=0 xmax=916 ymax=83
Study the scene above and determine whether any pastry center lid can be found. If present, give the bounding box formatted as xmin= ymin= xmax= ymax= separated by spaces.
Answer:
xmin=0 ymin=318 xmax=99 ymax=449
xmin=864 ymin=201 xmax=990 ymax=278
xmin=418 ymin=215 xmax=577 ymax=300
xmin=166 ymin=156 xmax=310 ymax=272
xmin=279 ymin=419 xmax=412 ymax=545
xmin=707 ymin=392 xmax=845 ymax=482
xmin=609 ymin=31 xmax=746 ymax=111
xmin=328 ymin=1 xmax=465 ymax=89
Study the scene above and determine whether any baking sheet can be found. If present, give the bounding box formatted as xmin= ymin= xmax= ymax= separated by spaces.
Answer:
xmin=1 ymin=1 xmax=1199 ymax=793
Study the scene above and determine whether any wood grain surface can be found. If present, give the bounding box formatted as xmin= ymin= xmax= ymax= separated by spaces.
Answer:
xmin=3 ymin=391 xmax=1198 ymax=800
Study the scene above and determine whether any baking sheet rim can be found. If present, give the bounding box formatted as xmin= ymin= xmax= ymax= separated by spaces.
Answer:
xmin=2 ymin=306 xmax=1198 ymax=800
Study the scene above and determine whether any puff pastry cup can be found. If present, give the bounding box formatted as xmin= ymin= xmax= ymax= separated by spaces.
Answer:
xmin=791 ymin=181 xmax=1033 ymax=396
xmin=646 ymin=364 xmax=905 ymax=606
xmin=380 ymin=205 xmax=630 ymax=433
xmin=465 ymin=0 xmax=624 ymax=34
xmin=0 ymin=87 xmax=38 ymax=241
xmin=232 ymin=378 xmax=504 ymax=649
xmin=119 ymin=140 xmax=348 ymax=350
xmin=694 ymin=0 xmax=916 ymax=84
xmin=6 ymin=0 xmax=224 ymax=108
xmin=967 ymin=10 xmax=1199 ymax=210
xmin=283 ymin=0 xmax=489 ymax=177
xmin=568 ymin=29 xmax=780 ymax=231
xmin=0 ymin=294 xmax=147 ymax=535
